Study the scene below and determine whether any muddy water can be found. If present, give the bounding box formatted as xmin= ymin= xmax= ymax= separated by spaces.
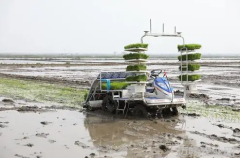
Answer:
xmin=0 ymin=60 xmax=63 ymax=64
xmin=1 ymin=105 xmax=240 ymax=158
xmin=1 ymin=110 xmax=179 ymax=158
xmin=0 ymin=58 xmax=240 ymax=157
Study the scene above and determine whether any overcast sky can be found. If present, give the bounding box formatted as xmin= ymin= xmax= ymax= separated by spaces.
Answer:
xmin=0 ymin=0 xmax=239 ymax=56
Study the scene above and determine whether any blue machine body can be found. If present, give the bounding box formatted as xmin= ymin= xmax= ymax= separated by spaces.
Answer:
xmin=154 ymin=77 xmax=173 ymax=93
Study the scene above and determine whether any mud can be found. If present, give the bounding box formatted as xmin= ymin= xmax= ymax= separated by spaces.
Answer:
xmin=0 ymin=106 xmax=51 ymax=113
xmin=233 ymin=128 xmax=240 ymax=138
xmin=0 ymin=57 xmax=240 ymax=157
xmin=0 ymin=73 xmax=91 ymax=88
xmin=24 ymin=143 xmax=34 ymax=147
xmin=1 ymin=58 xmax=240 ymax=105
xmin=1 ymin=98 xmax=240 ymax=158
xmin=0 ymin=124 xmax=7 ymax=128
xmin=2 ymin=98 xmax=14 ymax=103
xmin=36 ymin=133 xmax=49 ymax=138
xmin=40 ymin=122 xmax=52 ymax=125
xmin=188 ymin=94 xmax=209 ymax=100
xmin=190 ymin=131 xmax=240 ymax=144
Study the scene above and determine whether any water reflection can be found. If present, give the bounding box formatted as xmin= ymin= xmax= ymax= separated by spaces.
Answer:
xmin=83 ymin=113 xmax=185 ymax=157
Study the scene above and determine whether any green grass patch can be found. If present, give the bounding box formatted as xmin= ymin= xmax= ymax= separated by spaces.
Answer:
xmin=178 ymin=102 xmax=240 ymax=123
xmin=126 ymin=75 xmax=148 ymax=82
xmin=126 ymin=64 xmax=147 ymax=71
xmin=178 ymin=44 xmax=202 ymax=51
xmin=124 ymin=43 xmax=148 ymax=49
xmin=178 ymin=53 xmax=201 ymax=61
xmin=101 ymin=82 xmax=129 ymax=90
xmin=123 ymin=53 xmax=149 ymax=60
xmin=0 ymin=77 xmax=87 ymax=107
xmin=178 ymin=75 xmax=201 ymax=81
xmin=179 ymin=64 xmax=201 ymax=71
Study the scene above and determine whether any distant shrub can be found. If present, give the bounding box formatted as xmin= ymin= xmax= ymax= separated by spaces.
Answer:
xmin=123 ymin=53 xmax=149 ymax=60
xmin=178 ymin=75 xmax=201 ymax=81
xmin=124 ymin=43 xmax=148 ymax=49
xmin=101 ymin=82 xmax=129 ymax=90
xmin=126 ymin=64 xmax=147 ymax=71
xmin=178 ymin=53 xmax=201 ymax=61
xmin=178 ymin=44 xmax=201 ymax=51
xmin=126 ymin=75 xmax=148 ymax=82
xmin=179 ymin=64 xmax=201 ymax=71
xmin=65 ymin=61 xmax=70 ymax=65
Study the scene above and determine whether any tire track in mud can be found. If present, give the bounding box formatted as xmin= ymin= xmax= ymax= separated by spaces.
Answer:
xmin=190 ymin=131 xmax=240 ymax=144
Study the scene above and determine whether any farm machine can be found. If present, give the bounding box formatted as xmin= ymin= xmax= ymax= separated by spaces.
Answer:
xmin=83 ymin=21 xmax=197 ymax=118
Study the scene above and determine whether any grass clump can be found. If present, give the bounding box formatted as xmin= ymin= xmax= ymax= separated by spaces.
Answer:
xmin=101 ymin=82 xmax=129 ymax=90
xmin=179 ymin=64 xmax=201 ymax=71
xmin=178 ymin=53 xmax=201 ymax=61
xmin=178 ymin=75 xmax=201 ymax=81
xmin=178 ymin=44 xmax=201 ymax=51
xmin=124 ymin=43 xmax=148 ymax=49
xmin=123 ymin=53 xmax=149 ymax=60
xmin=126 ymin=64 xmax=147 ymax=71
xmin=126 ymin=75 xmax=148 ymax=82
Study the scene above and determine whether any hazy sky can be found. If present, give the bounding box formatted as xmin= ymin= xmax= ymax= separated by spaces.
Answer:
xmin=0 ymin=0 xmax=239 ymax=55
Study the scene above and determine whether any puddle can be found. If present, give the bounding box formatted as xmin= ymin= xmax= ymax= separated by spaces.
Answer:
xmin=0 ymin=106 xmax=240 ymax=158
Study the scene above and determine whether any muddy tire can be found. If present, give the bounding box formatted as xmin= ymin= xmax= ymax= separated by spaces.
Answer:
xmin=162 ymin=108 xmax=172 ymax=117
xmin=132 ymin=104 xmax=149 ymax=118
xmin=87 ymin=105 xmax=94 ymax=111
xmin=172 ymin=107 xmax=178 ymax=116
xmin=102 ymin=95 xmax=118 ymax=113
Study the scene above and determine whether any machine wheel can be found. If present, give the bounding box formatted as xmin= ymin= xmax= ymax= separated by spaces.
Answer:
xmin=102 ymin=95 xmax=118 ymax=113
xmin=132 ymin=104 xmax=149 ymax=118
xmin=87 ymin=105 xmax=94 ymax=111
xmin=172 ymin=107 xmax=179 ymax=116
xmin=162 ymin=108 xmax=172 ymax=117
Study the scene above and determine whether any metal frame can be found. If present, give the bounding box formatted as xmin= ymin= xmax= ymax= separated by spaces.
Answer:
xmin=140 ymin=19 xmax=188 ymax=100
xmin=84 ymin=20 xmax=188 ymax=114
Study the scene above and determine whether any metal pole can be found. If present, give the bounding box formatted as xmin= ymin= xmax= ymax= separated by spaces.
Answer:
xmin=180 ymin=37 xmax=187 ymax=101
xmin=141 ymin=34 xmax=146 ymax=43
xmin=150 ymin=19 xmax=152 ymax=33
xmin=162 ymin=23 xmax=164 ymax=33
xmin=100 ymin=70 xmax=102 ymax=91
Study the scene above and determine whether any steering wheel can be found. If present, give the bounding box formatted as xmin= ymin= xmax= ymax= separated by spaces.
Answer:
xmin=150 ymin=69 xmax=162 ymax=79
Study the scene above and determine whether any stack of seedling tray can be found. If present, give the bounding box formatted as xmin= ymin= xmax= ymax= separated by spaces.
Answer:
xmin=123 ymin=43 xmax=149 ymax=83
xmin=101 ymin=82 xmax=129 ymax=90
xmin=178 ymin=44 xmax=202 ymax=82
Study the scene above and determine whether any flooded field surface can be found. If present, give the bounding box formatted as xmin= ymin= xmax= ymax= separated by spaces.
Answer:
xmin=0 ymin=58 xmax=239 ymax=105
xmin=1 ymin=100 xmax=240 ymax=158
xmin=0 ymin=57 xmax=240 ymax=158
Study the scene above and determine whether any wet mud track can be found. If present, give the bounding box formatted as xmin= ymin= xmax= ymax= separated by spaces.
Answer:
xmin=1 ymin=99 xmax=240 ymax=158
